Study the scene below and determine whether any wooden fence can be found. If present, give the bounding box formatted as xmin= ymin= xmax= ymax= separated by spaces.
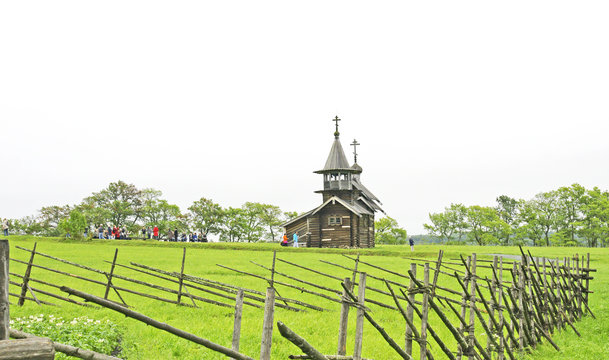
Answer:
xmin=1 ymin=240 xmax=597 ymax=359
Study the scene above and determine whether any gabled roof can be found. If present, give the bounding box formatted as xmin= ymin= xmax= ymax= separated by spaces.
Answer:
xmin=280 ymin=210 xmax=313 ymax=228
xmin=357 ymin=196 xmax=377 ymax=213
xmin=314 ymin=137 xmax=355 ymax=173
xmin=311 ymin=196 xmax=372 ymax=217
xmin=353 ymin=178 xmax=382 ymax=205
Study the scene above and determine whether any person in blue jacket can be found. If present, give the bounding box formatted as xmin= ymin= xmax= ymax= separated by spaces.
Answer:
xmin=293 ymin=233 xmax=299 ymax=248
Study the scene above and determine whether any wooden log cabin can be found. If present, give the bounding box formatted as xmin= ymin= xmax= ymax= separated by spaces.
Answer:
xmin=282 ymin=117 xmax=384 ymax=248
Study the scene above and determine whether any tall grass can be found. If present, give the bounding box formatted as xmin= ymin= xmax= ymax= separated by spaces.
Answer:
xmin=5 ymin=235 xmax=607 ymax=359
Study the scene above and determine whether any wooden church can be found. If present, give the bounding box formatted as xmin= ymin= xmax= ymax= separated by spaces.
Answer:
xmin=282 ymin=116 xmax=384 ymax=248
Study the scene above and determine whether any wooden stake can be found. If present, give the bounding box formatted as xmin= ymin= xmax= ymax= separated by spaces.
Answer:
xmin=271 ymin=251 xmax=277 ymax=289
xmin=338 ymin=277 xmax=352 ymax=356
xmin=486 ymin=257 xmax=497 ymax=354
xmin=419 ymin=263 xmax=430 ymax=360
xmin=260 ymin=287 xmax=276 ymax=360
xmin=585 ymin=253 xmax=590 ymax=305
xmin=177 ymin=247 xmax=186 ymax=304
xmin=515 ymin=262 xmax=524 ymax=351
xmin=456 ymin=256 xmax=470 ymax=360
xmin=497 ymin=257 xmax=505 ymax=360
xmin=405 ymin=263 xmax=416 ymax=356
xmin=430 ymin=250 xmax=444 ymax=299
xmin=104 ymin=248 xmax=119 ymax=300
xmin=468 ymin=254 xmax=477 ymax=360
xmin=353 ymin=273 xmax=367 ymax=360
xmin=231 ymin=289 xmax=245 ymax=360
xmin=0 ymin=240 xmax=9 ymax=340
xmin=17 ymin=242 xmax=36 ymax=306
xmin=351 ymin=255 xmax=360 ymax=291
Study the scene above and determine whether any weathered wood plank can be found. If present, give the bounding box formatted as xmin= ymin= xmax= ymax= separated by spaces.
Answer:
xmin=0 ymin=338 xmax=55 ymax=360
xmin=0 ymin=240 xmax=9 ymax=340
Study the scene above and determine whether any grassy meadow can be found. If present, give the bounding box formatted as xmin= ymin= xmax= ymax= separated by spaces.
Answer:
xmin=4 ymin=235 xmax=608 ymax=359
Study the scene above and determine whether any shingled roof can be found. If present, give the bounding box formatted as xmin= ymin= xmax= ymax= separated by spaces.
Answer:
xmin=314 ymin=136 xmax=357 ymax=173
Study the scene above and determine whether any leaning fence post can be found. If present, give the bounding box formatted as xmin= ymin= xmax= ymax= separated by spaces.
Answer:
xmin=467 ymin=254 xmax=477 ymax=360
xmin=177 ymin=247 xmax=187 ymax=304
xmin=260 ymin=286 xmax=276 ymax=360
xmin=515 ymin=262 xmax=524 ymax=352
xmin=487 ymin=256 xmax=497 ymax=354
xmin=419 ymin=263 xmax=430 ymax=360
xmin=497 ymin=257 xmax=505 ymax=360
xmin=0 ymin=240 xmax=8 ymax=340
xmin=337 ymin=277 xmax=352 ymax=356
xmin=351 ymin=254 xmax=360 ymax=291
xmin=18 ymin=242 xmax=37 ymax=306
xmin=585 ymin=253 xmax=590 ymax=306
xmin=231 ymin=289 xmax=245 ymax=360
xmin=104 ymin=248 xmax=119 ymax=300
xmin=576 ymin=254 xmax=582 ymax=317
xmin=457 ymin=256 xmax=471 ymax=360
xmin=405 ymin=263 xmax=417 ymax=356
xmin=353 ymin=272 xmax=367 ymax=360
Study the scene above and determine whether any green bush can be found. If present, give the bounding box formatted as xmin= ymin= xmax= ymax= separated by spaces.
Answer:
xmin=58 ymin=210 xmax=87 ymax=240
xmin=11 ymin=314 xmax=123 ymax=359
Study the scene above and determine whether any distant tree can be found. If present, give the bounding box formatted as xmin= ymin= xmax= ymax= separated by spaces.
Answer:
xmin=38 ymin=205 xmax=72 ymax=236
xmin=220 ymin=207 xmax=247 ymax=242
xmin=514 ymin=199 xmax=545 ymax=246
xmin=76 ymin=199 xmax=110 ymax=230
xmin=240 ymin=202 xmax=267 ymax=242
xmin=258 ymin=204 xmax=283 ymax=241
xmin=424 ymin=203 xmax=468 ymax=243
xmin=57 ymin=209 xmax=87 ymax=240
xmin=553 ymin=184 xmax=586 ymax=246
xmin=84 ymin=181 xmax=143 ymax=227
xmin=188 ymin=197 xmax=224 ymax=236
xmin=529 ymin=191 xmax=559 ymax=246
xmin=495 ymin=195 xmax=521 ymax=245
xmin=465 ymin=206 xmax=508 ymax=245
xmin=12 ymin=216 xmax=43 ymax=235
xmin=146 ymin=200 xmax=181 ymax=235
xmin=375 ymin=216 xmax=407 ymax=245
xmin=578 ymin=187 xmax=609 ymax=247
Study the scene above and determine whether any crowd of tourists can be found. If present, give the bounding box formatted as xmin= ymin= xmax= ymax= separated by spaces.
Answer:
xmin=92 ymin=225 xmax=208 ymax=242
xmin=95 ymin=225 xmax=129 ymax=239
xmin=139 ymin=226 xmax=208 ymax=242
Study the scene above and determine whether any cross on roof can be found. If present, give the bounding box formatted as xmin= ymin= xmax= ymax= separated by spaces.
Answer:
xmin=333 ymin=116 xmax=341 ymax=137
xmin=351 ymin=139 xmax=360 ymax=163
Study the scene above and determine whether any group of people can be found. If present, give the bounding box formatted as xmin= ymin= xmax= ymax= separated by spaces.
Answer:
xmin=96 ymin=225 xmax=129 ymax=239
xmin=280 ymin=232 xmax=299 ymax=247
xmin=92 ymin=225 xmax=207 ymax=242
xmin=139 ymin=226 xmax=207 ymax=242
xmin=278 ymin=232 xmax=416 ymax=250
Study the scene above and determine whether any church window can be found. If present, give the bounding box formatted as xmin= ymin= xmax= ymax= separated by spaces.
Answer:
xmin=328 ymin=216 xmax=342 ymax=226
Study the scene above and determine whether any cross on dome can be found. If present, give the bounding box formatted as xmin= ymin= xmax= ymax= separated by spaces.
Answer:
xmin=351 ymin=139 xmax=360 ymax=164
xmin=333 ymin=116 xmax=341 ymax=138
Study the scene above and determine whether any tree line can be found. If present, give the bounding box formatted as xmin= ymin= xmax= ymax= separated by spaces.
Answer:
xmin=8 ymin=180 xmax=409 ymax=244
xmin=10 ymin=180 xmax=298 ymax=242
xmin=424 ymin=183 xmax=609 ymax=247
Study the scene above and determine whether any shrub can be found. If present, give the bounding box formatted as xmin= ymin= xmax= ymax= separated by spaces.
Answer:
xmin=11 ymin=314 xmax=123 ymax=359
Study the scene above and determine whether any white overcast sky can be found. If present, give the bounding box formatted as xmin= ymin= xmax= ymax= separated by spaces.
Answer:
xmin=1 ymin=1 xmax=608 ymax=234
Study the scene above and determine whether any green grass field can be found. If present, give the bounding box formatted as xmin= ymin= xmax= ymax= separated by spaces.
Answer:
xmin=4 ymin=236 xmax=608 ymax=359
